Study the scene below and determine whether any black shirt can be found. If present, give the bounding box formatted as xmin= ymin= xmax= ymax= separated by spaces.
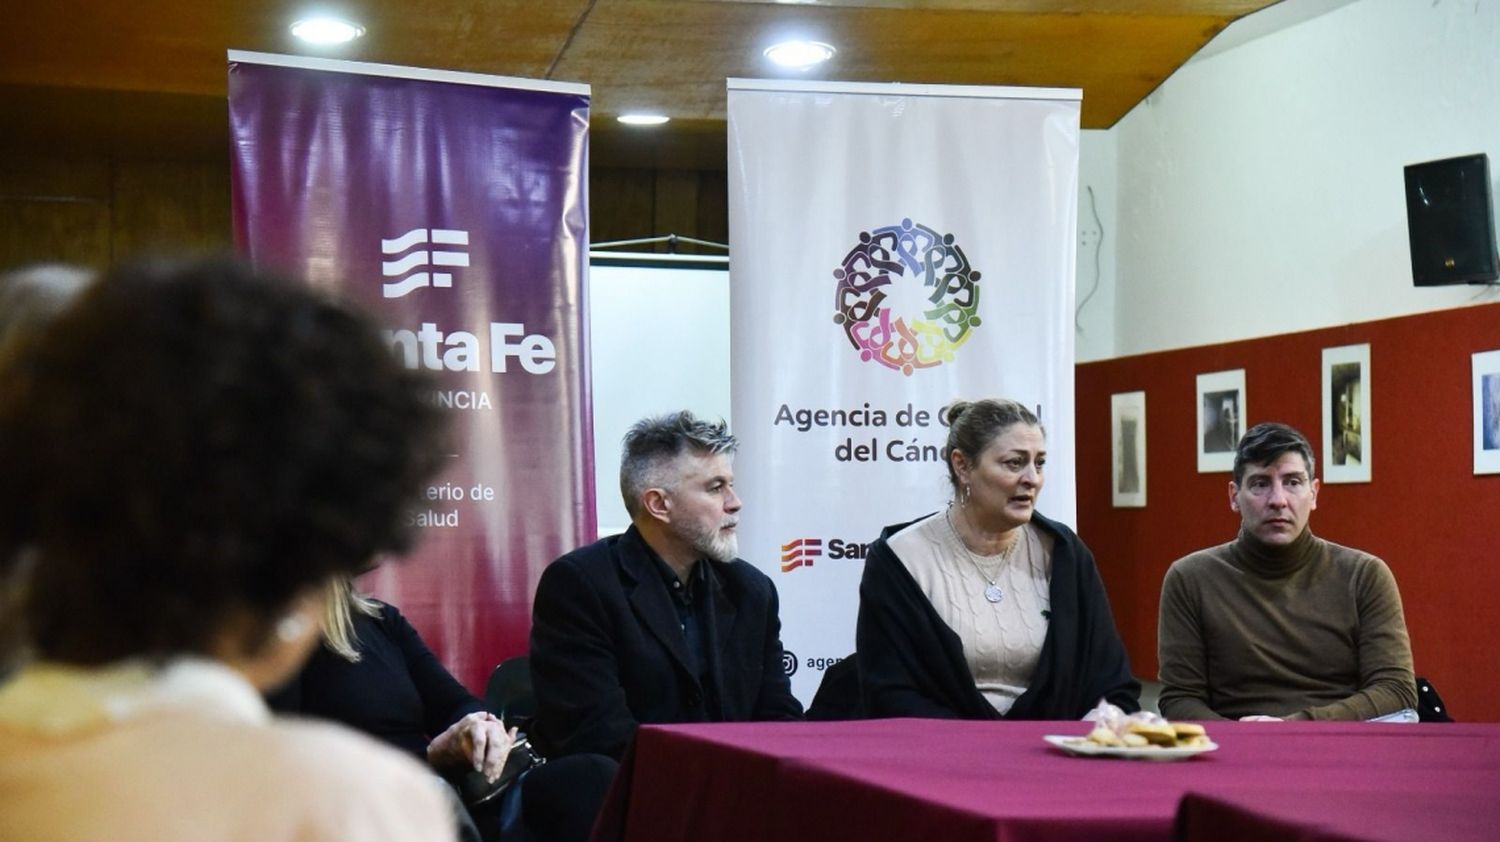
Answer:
xmin=266 ymin=602 xmax=483 ymax=759
xmin=649 ymin=551 xmax=720 ymax=719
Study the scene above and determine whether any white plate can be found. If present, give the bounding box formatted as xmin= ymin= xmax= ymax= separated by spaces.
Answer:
xmin=1042 ymin=734 xmax=1218 ymax=761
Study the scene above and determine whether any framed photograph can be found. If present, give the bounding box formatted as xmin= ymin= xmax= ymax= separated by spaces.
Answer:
xmin=1196 ymin=369 xmax=1245 ymax=473
xmin=1321 ymin=343 xmax=1371 ymax=483
xmin=1474 ymin=349 xmax=1500 ymax=475
xmin=1111 ymin=391 xmax=1147 ymax=508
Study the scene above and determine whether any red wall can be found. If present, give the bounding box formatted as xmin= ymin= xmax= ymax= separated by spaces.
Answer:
xmin=1076 ymin=301 xmax=1500 ymax=721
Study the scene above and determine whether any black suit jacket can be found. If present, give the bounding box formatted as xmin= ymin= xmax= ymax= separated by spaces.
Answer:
xmin=529 ymin=526 xmax=803 ymax=759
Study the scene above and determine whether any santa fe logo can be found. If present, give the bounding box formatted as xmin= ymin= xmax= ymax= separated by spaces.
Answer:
xmin=780 ymin=538 xmax=822 ymax=572
xmin=382 ymin=228 xmax=471 ymax=298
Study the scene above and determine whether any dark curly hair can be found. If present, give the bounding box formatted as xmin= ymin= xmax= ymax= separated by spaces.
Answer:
xmin=0 ymin=256 xmax=448 ymax=664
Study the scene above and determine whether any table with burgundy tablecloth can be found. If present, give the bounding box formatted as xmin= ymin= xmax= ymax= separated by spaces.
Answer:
xmin=589 ymin=719 xmax=1500 ymax=842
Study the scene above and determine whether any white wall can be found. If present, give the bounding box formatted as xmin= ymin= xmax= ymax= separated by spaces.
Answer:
xmin=1076 ymin=129 xmax=1119 ymax=362
xmin=588 ymin=256 xmax=731 ymax=537
xmin=1107 ymin=0 xmax=1500 ymax=358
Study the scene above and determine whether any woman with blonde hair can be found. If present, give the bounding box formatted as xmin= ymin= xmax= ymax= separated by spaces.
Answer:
xmin=273 ymin=577 xmax=617 ymax=842
xmin=273 ymin=576 xmax=514 ymax=788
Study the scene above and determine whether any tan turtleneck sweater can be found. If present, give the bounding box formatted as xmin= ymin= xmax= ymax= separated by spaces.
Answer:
xmin=1157 ymin=528 xmax=1415 ymax=721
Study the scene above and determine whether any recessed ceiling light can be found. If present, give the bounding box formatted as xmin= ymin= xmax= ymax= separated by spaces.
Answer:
xmin=617 ymin=114 xmax=671 ymax=126
xmin=763 ymin=40 xmax=836 ymax=70
xmin=290 ymin=17 xmax=366 ymax=45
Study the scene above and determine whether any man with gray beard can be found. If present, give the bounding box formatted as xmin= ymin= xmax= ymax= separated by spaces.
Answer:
xmin=529 ymin=411 xmax=803 ymax=760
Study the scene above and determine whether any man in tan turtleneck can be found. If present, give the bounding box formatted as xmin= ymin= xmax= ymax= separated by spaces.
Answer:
xmin=1157 ymin=423 xmax=1416 ymax=721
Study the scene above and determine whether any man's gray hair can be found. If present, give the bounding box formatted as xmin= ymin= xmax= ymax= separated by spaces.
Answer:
xmin=620 ymin=411 xmax=737 ymax=518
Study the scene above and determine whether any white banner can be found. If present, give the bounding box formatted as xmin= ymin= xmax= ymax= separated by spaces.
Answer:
xmin=728 ymin=79 xmax=1081 ymax=702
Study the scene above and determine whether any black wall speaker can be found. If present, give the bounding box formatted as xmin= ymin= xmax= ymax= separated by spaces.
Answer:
xmin=1403 ymin=153 xmax=1500 ymax=286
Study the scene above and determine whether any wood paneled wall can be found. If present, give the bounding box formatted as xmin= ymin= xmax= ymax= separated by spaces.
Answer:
xmin=590 ymin=167 xmax=728 ymax=254
xmin=0 ymin=153 xmax=729 ymax=272
xmin=0 ymin=156 xmax=232 ymax=271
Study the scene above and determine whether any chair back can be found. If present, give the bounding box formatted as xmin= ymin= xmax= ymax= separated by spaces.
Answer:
xmin=1416 ymin=676 xmax=1454 ymax=722
xmin=806 ymin=655 xmax=863 ymax=721
xmin=485 ymin=655 xmax=536 ymax=730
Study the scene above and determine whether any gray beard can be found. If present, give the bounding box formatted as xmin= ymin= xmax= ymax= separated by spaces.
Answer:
xmin=681 ymin=519 xmax=739 ymax=564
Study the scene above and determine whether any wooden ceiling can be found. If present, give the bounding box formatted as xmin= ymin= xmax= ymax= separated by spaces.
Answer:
xmin=0 ymin=0 xmax=1276 ymax=169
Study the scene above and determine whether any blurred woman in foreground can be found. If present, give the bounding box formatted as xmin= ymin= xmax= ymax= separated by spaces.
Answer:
xmin=856 ymin=398 xmax=1139 ymax=719
xmin=0 ymin=258 xmax=455 ymax=841
xmin=0 ymin=262 xmax=94 ymax=680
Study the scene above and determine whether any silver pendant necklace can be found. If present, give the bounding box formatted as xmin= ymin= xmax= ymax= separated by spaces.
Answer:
xmin=947 ymin=507 xmax=1015 ymax=604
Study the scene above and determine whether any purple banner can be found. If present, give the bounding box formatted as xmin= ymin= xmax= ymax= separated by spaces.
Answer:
xmin=228 ymin=53 xmax=593 ymax=693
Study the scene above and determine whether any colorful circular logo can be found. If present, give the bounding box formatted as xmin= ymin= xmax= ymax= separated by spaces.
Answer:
xmin=833 ymin=218 xmax=981 ymax=376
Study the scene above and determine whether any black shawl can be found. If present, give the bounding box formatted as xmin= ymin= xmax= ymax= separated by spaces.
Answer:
xmin=855 ymin=511 xmax=1139 ymax=720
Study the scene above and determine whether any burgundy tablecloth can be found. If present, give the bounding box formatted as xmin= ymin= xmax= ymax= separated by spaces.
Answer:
xmin=591 ymin=720 xmax=1500 ymax=842
xmin=1175 ymin=786 xmax=1500 ymax=842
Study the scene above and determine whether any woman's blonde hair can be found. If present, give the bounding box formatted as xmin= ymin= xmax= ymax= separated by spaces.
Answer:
xmin=322 ymin=576 xmax=383 ymax=662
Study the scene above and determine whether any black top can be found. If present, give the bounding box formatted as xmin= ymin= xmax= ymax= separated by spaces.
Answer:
xmin=856 ymin=511 xmax=1140 ymax=720
xmin=267 ymin=602 xmax=484 ymax=760
xmin=529 ymin=526 xmax=803 ymax=760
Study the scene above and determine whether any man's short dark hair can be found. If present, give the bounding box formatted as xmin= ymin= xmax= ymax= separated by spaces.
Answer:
xmin=1233 ymin=422 xmax=1316 ymax=484
xmin=619 ymin=411 xmax=736 ymax=518
xmin=0 ymin=256 xmax=448 ymax=665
